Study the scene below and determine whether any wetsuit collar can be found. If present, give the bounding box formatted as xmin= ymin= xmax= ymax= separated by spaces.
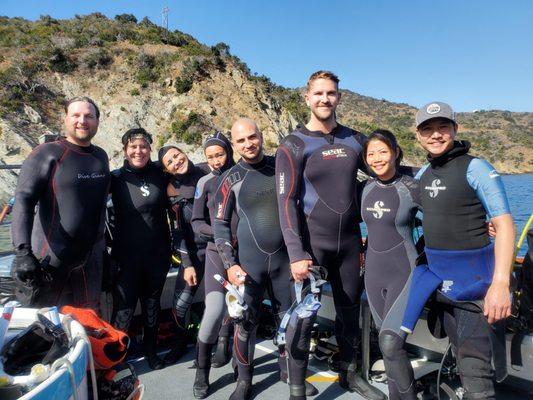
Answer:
xmin=123 ymin=159 xmax=154 ymax=173
xmin=172 ymin=160 xmax=196 ymax=183
xmin=239 ymin=155 xmax=268 ymax=170
xmin=61 ymin=138 xmax=95 ymax=154
xmin=297 ymin=123 xmax=344 ymax=141
xmin=375 ymin=172 xmax=402 ymax=186
xmin=427 ymin=140 xmax=470 ymax=167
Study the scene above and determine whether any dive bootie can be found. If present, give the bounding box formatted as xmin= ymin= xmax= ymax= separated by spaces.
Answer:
xmin=193 ymin=367 xmax=210 ymax=399
xmin=279 ymin=354 xmax=318 ymax=396
xmin=289 ymin=384 xmax=307 ymax=400
xmin=146 ymin=351 xmax=165 ymax=370
xmin=143 ymin=327 xmax=165 ymax=370
xmin=164 ymin=327 xmax=188 ymax=365
xmin=339 ymin=367 xmax=387 ymax=400
xmin=211 ymin=336 xmax=232 ymax=368
xmin=229 ymin=380 xmax=252 ymax=400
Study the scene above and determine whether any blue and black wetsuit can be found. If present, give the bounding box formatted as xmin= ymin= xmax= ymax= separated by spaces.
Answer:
xmin=109 ymin=160 xmax=171 ymax=353
xmin=361 ymin=174 xmax=420 ymax=400
xmin=214 ymin=156 xmax=292 ymax=383
xmin=192 ymin=153 xmax=236 ymax=371
xmin=403 ymin=141 xmax=511 ymax=399
xmin=275 ymin=124 xmax=367 ymax=383
xmin=12 ymin=139 xmax=110 ymax=309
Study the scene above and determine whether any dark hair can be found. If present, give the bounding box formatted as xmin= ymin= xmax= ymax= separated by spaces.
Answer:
xmin=364 ymin=129 xmax=404 ymax=168
xmin=158 ymin=145 xmax=185 ymax=165
xmin=307 ymin=70 xmax=339 ymax=90
xmin=121 ymin=128 xmax=153 ymax=147
xmin=64 ymin=96 xmax=100 ymax=119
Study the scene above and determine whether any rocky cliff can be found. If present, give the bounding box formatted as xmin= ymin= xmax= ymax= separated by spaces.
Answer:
xmin=0 ymin=14 xmax=531 ymax=201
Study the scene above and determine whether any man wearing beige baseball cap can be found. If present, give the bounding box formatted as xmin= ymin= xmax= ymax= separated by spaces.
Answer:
xmin=404 ymin=101 xmax=516 ymax=399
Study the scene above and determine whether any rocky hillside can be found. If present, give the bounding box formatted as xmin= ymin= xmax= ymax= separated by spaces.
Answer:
xmin=0 ymin=14 xmax=531 ymax=201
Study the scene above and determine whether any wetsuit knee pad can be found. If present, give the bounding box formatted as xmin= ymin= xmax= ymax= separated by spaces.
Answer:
xmin=113 ymin=309 xmax=134 ymax=331
xmin=174 ymin=290 xmax=194 ymax=319
xmin=378 ymin=331 xmax=405 ymax=359
xmin=198 ymin=292 xmax=226 ymax=343
xmin=143 ymin=298 xmax=159 ymax=328
xmin=286 ymin=312 xmax=315 ymax=362
xmin=458 ymin=357 xmax=495 ymax=400
xmin=401 ymin=265 xmax=442 ymax=333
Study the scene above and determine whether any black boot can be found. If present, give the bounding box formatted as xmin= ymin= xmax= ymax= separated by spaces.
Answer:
xmin=229 ymin=380 xmax=252 ymax=400
xmin=339 ymin=366 xmax=387 ymax=400
xmin=143 ymin=327 xmax=164 ymax=370
xmin=164 ymin=326 xmax=188 ymax=365
xmin=193 ymin=367 xmax=210 ymax=399
xmin=279 ymin=353 xmax=318 ymax=396
xmin=289 ymin=384 xmax=307 ymax=400
xmin=211 ymin=336 xmax=232 ymax=368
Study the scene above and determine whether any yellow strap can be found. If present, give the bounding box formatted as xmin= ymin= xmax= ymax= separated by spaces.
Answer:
xmin=516 ymin=214 xmax=533 ymax=252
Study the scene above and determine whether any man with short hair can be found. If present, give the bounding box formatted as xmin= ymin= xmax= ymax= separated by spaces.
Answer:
xmin=408 ymin=102 xmax=515 ymax=399
xmin=214 ymin=118 xmax=314 ymax=400
xmin=275 ymin=71 xmax=386 ymax=400
xmin=11 ymin=96 xmax=110 ymax=310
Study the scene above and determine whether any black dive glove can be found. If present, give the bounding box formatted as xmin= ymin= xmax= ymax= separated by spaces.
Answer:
xmin=12 ymin=244 xmax=41 ymax=282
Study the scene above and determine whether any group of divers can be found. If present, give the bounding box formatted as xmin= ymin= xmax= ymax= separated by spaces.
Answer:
xmin=8 ymin=70 xmax=517 ymax=400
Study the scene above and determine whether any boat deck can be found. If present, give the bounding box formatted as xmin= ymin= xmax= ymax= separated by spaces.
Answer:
xmin=133 ymin=339 xmax=531 ymax=400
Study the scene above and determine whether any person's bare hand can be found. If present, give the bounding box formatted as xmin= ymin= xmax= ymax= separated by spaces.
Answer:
xmin=484 ymin=282 xmax=511 ymax=324
xmin=183 ymin=266 xmax=197 ymax=286
xmin=290 ymin=259 xmax=313 ymax=282
xmin=227 ymin=264 xmax=247 ymax=286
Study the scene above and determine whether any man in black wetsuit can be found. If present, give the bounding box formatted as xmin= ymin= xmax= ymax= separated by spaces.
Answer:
xmin=275 ymin=71 xmax=386 ymax=400
xmin=11 ymin=96 xmax=110 ymax=309
xmin=214 ymin=118 xmax=304 ymax=400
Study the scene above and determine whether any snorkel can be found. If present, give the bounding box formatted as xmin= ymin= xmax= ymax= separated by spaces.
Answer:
xmin=213 ymin=274 xmax=248 ymax=319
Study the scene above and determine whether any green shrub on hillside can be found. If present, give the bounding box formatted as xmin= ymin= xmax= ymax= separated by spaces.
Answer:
xmin=115 ymin=14 xmax=138 ymax=24
xmin=170 ymin=112 xmax=205 ymax=145
xmin=47 ymin=47 xmax=77 ymax=73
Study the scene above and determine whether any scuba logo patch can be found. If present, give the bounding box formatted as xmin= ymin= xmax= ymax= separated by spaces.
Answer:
xmin=425 ymin=179 xmax=446 ymax=198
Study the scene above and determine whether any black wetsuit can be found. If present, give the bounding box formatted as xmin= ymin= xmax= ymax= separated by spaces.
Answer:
xmin=361 ymin=175 xmax=420 ymax=400
xmin=214 ymin=156 xmax=292 ymax=383
xmin=275 ymin=124 xmax=367 ymax=384
xmin=192 ymin=165 xmax=236 ymax=369
xmin=109 ymin=160 xmax=171 ymax=352
xmin=169 ymin=161 xmax=210 ymax=328
xmin=11 ymin=139 xmax=110 ymax=308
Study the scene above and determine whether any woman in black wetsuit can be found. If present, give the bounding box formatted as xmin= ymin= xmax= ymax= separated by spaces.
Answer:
xmin=158 ymin=144 xmax=210 ymax=364
xmin=190 ymin=132 xmax=236 ymax=398
xmin=360 ymin=130 xmax=421 ymax=400
xmin=110 ymin=128 xmax=171 ymax=370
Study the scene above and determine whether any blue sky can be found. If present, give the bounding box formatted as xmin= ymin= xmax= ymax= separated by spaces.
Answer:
xmin=2 ymin=0 xmax=532 ymax=112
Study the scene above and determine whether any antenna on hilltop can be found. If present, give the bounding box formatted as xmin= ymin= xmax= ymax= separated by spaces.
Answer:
xmin=162 ymin=6 xmax=170 ymax=43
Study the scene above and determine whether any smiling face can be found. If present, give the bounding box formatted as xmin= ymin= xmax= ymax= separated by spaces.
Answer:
xmin=416 ymin=117 xmax=457 ymax=157
xmin=162 ymin=148 xmax=189 ymax=175
xmin=305 ymin=77 xmax=341 ymax=125
xmin=365 ymin=139 xmax=398 ymax=181
xmin=231 ymin=119 xmax=263 ymax=163
xmin=205 ymin=145 xmax=227 ymax=171
xmin=64 ymin=101 xmax=99 ymax=146
xmin=125 ymin=138 xmax=151 ymax=169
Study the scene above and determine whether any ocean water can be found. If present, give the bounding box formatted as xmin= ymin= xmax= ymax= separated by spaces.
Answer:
xmin=0 ymin=174 xmax=531 ymax=255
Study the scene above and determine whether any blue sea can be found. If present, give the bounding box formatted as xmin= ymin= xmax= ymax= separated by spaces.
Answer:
xmin=0 ymin=174 xmax=532 ymax=255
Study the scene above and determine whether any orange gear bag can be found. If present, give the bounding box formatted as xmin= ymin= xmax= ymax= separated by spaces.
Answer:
xmin=61 ymin=306 xmax=130 ymax=370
